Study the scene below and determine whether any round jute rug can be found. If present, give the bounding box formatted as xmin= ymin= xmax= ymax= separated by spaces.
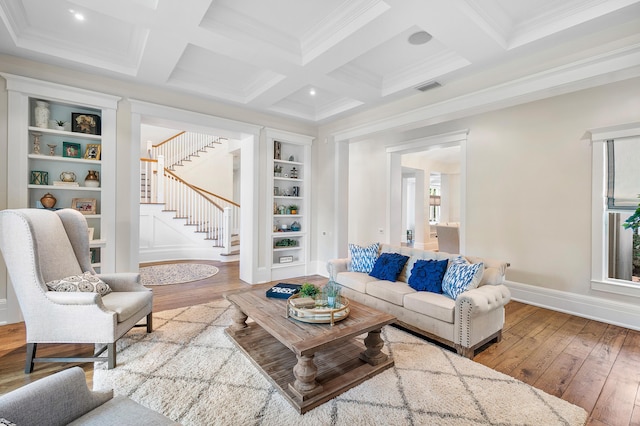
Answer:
xmin=139 ymin=263 xmax=219 ymax=286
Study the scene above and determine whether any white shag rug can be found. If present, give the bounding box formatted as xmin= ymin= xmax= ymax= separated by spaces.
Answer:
xmin=139 ymin=263 xmax=219 ymax=286
xmin=94 ymin=301 xmax=588 ymax=425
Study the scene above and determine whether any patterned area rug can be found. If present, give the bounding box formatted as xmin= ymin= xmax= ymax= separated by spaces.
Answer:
xmin=139 ymin=263 xmax=219 ymax=286
xmin=94 ymin=301 xmax=588 ymax=425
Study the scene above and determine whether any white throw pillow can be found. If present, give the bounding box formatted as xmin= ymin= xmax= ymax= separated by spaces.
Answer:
xmin=46 ymin=272 xmax=112 ymax=296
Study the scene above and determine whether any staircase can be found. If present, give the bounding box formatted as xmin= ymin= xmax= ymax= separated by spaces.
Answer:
xmin=139 ymin=131 xmax=239 ymax=261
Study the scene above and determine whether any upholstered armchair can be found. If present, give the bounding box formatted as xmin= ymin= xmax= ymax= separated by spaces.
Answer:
xmin=0 ymin=208 xmax=153 ymax=373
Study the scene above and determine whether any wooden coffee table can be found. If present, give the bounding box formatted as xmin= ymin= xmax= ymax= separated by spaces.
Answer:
xmin=225 ymin=288 xmax=396 ymax=413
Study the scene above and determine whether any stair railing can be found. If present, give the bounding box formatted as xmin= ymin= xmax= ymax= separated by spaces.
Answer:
xmin=151 ymin=131 xmax=222 ymax=170
xmin=140 ymin=158 xmax=239 ymax=251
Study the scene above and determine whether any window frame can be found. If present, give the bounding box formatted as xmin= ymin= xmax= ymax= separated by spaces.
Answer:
xmin=590 ymin=122 xmax=640 ymax=297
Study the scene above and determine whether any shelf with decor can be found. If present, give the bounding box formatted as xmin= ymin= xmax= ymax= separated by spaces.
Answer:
xmin=3 ymin=73 xmax=119 ymax=274
xmin=266 ymin=128 xmax=313 ymax=281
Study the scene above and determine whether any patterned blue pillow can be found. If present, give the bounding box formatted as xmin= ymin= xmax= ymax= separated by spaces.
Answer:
xmin=408 ymin=259 xmax=448 ymax=293
xmin=369 ymin=253 xmax=409 ymax=281
xmin=348 ymin=242 xmax=380 ymax=273
xmin=441 ymin=257 xmax=484 ymax=299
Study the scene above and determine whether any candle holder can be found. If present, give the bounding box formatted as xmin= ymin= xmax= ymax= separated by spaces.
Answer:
xmin=47 ymin=144 xmax=57 ymax=156
xmin=32 ymin=132 xmax=42 ymax=154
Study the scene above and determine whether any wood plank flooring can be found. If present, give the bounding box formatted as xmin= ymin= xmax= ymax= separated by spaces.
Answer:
xmin=0 ymin=260 xmax=638 ymax=425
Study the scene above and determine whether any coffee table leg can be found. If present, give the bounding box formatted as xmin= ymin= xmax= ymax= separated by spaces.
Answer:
xmin=360 ymin=328 xmax=388 ymax=366
xmin=228 ymin=304 xmax=249 ymax=335
xmin=288 ymin=354 xmax=323 ymax=400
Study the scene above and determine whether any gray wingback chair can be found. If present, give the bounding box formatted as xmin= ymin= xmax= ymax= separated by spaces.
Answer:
xmin=0 ymin=367 xmax=177 ymax=425
xmin=0 ymin=208 xmax=153 ymax=373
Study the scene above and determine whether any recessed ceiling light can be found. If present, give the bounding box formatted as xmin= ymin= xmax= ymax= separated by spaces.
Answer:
xmin=309 ymin=88 xmax=316 ymax=96
xmin=69 ymin=9 xmax=85 ymax=21
xmin=408 ymin=31 xmax=432 ymax=45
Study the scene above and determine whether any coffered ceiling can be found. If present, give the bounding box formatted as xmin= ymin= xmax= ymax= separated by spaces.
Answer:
xmin=0 ymin=0 xmax=639 ymax=124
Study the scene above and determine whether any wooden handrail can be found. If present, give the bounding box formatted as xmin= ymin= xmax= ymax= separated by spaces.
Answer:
xmin=163 ymin=168 xmax=231 ymax=211
xmin=153 ymin=131 xmax=186 ymax=148
xmin=140 ymin=158 xmax=158 ymax=163
xmin=191 ymin=184 xmax=240 ymax=208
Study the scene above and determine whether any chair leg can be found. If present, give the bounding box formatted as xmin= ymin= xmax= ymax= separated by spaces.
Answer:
xmin=146 ymin=312 xmax=153 ymax=333
xmin=25 ymin=343 xmax=37 ymax=374
xmin=107 ymin=343 xmax=116 ymax=370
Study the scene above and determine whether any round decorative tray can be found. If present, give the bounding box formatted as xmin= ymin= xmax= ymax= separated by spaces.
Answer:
xmin=286 ymin=294 xmax=350 ymax=326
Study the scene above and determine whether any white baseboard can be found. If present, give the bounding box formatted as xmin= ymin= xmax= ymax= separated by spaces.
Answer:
xmin=505 ymin=280 xmax=640 ymax=331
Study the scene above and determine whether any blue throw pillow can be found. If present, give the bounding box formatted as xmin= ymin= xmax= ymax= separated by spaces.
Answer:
xmin=408 ymin=259 xmax=448 ymax=293
xmin=369 ymin=252 xmax=409 ymax=282
xmin=441 ymin=257 xmax=484 ymax=299
xmin=348 ymin=242 xmax=380 ymax=273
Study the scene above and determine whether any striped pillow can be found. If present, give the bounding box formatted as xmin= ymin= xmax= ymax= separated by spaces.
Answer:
xmin=348 ymin=242 xmax=380 ymax=273
xmin=441 ymin=256 xmax=484 ymax=299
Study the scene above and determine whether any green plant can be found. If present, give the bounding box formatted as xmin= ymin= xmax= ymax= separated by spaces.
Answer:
xmin=623 ymin=195 xmax=640 ymax=232
xmin=623 ymin=195 xmax=640 ymax=278
xmin=299 ymin=283 xmax=318 ymax=298
xmin=55 ymin=120 xmax=66 ymax=126
xmin=289 ymin=204 xmax=298 ymax=211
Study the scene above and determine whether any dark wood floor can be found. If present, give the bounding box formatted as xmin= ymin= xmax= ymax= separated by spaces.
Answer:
xmin=0 ymin=260 xmax=638 ymax=425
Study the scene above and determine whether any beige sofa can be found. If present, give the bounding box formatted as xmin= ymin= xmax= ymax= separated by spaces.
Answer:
xmin=327 ymin=244 xmax=510 ymax=358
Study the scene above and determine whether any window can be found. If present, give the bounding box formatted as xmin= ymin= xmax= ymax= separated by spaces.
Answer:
xmin=590 ymin=123 xmax=640 ymax=297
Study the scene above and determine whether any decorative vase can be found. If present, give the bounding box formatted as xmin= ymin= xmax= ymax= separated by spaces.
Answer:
xmin=34 ymin=101 xmax=50 ymax=129
xmin=84 ymin=170 xmax=100 ymax=187
xmin=40 ymin=193 xmax=56 ymax=209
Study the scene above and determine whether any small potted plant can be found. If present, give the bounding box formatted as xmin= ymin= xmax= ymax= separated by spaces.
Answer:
xmin=299 ymin=283 xmax=319 ymax=298
xmin=54 ymin=120 xmax=66 ymax=130
xmin=289 ymin=204 xmax=298 ymax=214
xmin=274 ymin=165 xmax=283 ymax=177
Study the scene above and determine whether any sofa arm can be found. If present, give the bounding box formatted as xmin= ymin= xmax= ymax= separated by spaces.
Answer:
xmin=0 ymin=366 xmax=112 ymax=425
xmin=97 ymin=272 xmax=147 ymax=292
xmin=327 ymin=258 xmax=349 ymax=281
xmin=454 ymin=284 xmax=511 ymax=349
xmin=456 ymin=285 xmax=511 ymax=316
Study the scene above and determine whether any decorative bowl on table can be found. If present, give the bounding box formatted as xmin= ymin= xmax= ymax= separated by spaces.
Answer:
xmin=286 ymin=293 xmax=350 ymax=326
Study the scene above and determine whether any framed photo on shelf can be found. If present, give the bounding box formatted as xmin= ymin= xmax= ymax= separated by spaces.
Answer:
xmin=84 ymin=144 xmax=101 ymax=160
xmin=71 ymin=198 xmax=97 ymax=215
xmin=62 ymin=141 xmax=81 ymax=158
xmin=87 ymin=227 xmax=95 ymax=241
xmin=72 ymin=113 xmax=101 ymax=135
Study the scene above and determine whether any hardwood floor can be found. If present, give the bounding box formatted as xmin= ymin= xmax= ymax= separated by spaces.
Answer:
xmin=0 ymin=260 xmax=638 ymax=425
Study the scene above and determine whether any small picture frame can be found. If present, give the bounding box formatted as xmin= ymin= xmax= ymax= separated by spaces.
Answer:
xmin=72 ymin=113 xmax=101 ymax=135
xmin=84 ymin=144 xmax=101 ymax=160
xmin=62 ymin=141 xmax=81 ymax=158
xmin=71 ymin=198 xmax=97 ymax=215
xmin=87 ymin=227 xmax=95 ymax=241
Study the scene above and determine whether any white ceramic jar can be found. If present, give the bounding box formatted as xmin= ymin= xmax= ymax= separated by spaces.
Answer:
xmin=34 ymin=101 xmax=50 ymax=128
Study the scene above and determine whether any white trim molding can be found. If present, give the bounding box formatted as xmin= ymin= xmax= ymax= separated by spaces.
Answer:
xmin=506 ymin=280 xmax=640 ymax=331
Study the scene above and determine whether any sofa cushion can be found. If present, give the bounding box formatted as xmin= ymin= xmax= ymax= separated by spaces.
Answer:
xmin=101 ymin=291 xmax=152 ymax=323
xmin=442 ymin=257 xmax=484 ymax=300
xmin=348 ymin=242 xmax=379 ymax=273
xmin=403 ymin=291 xmax=456 ymax=323
xmin=336 ymin=271 xmax=377 ymax=293
xmin=408 ymin=259 xmax=448 ymax=293
xmin=369 ymin=253 xmax=409 ymax=281
xmin=366 ymin=280 xmax=415 ymax=306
